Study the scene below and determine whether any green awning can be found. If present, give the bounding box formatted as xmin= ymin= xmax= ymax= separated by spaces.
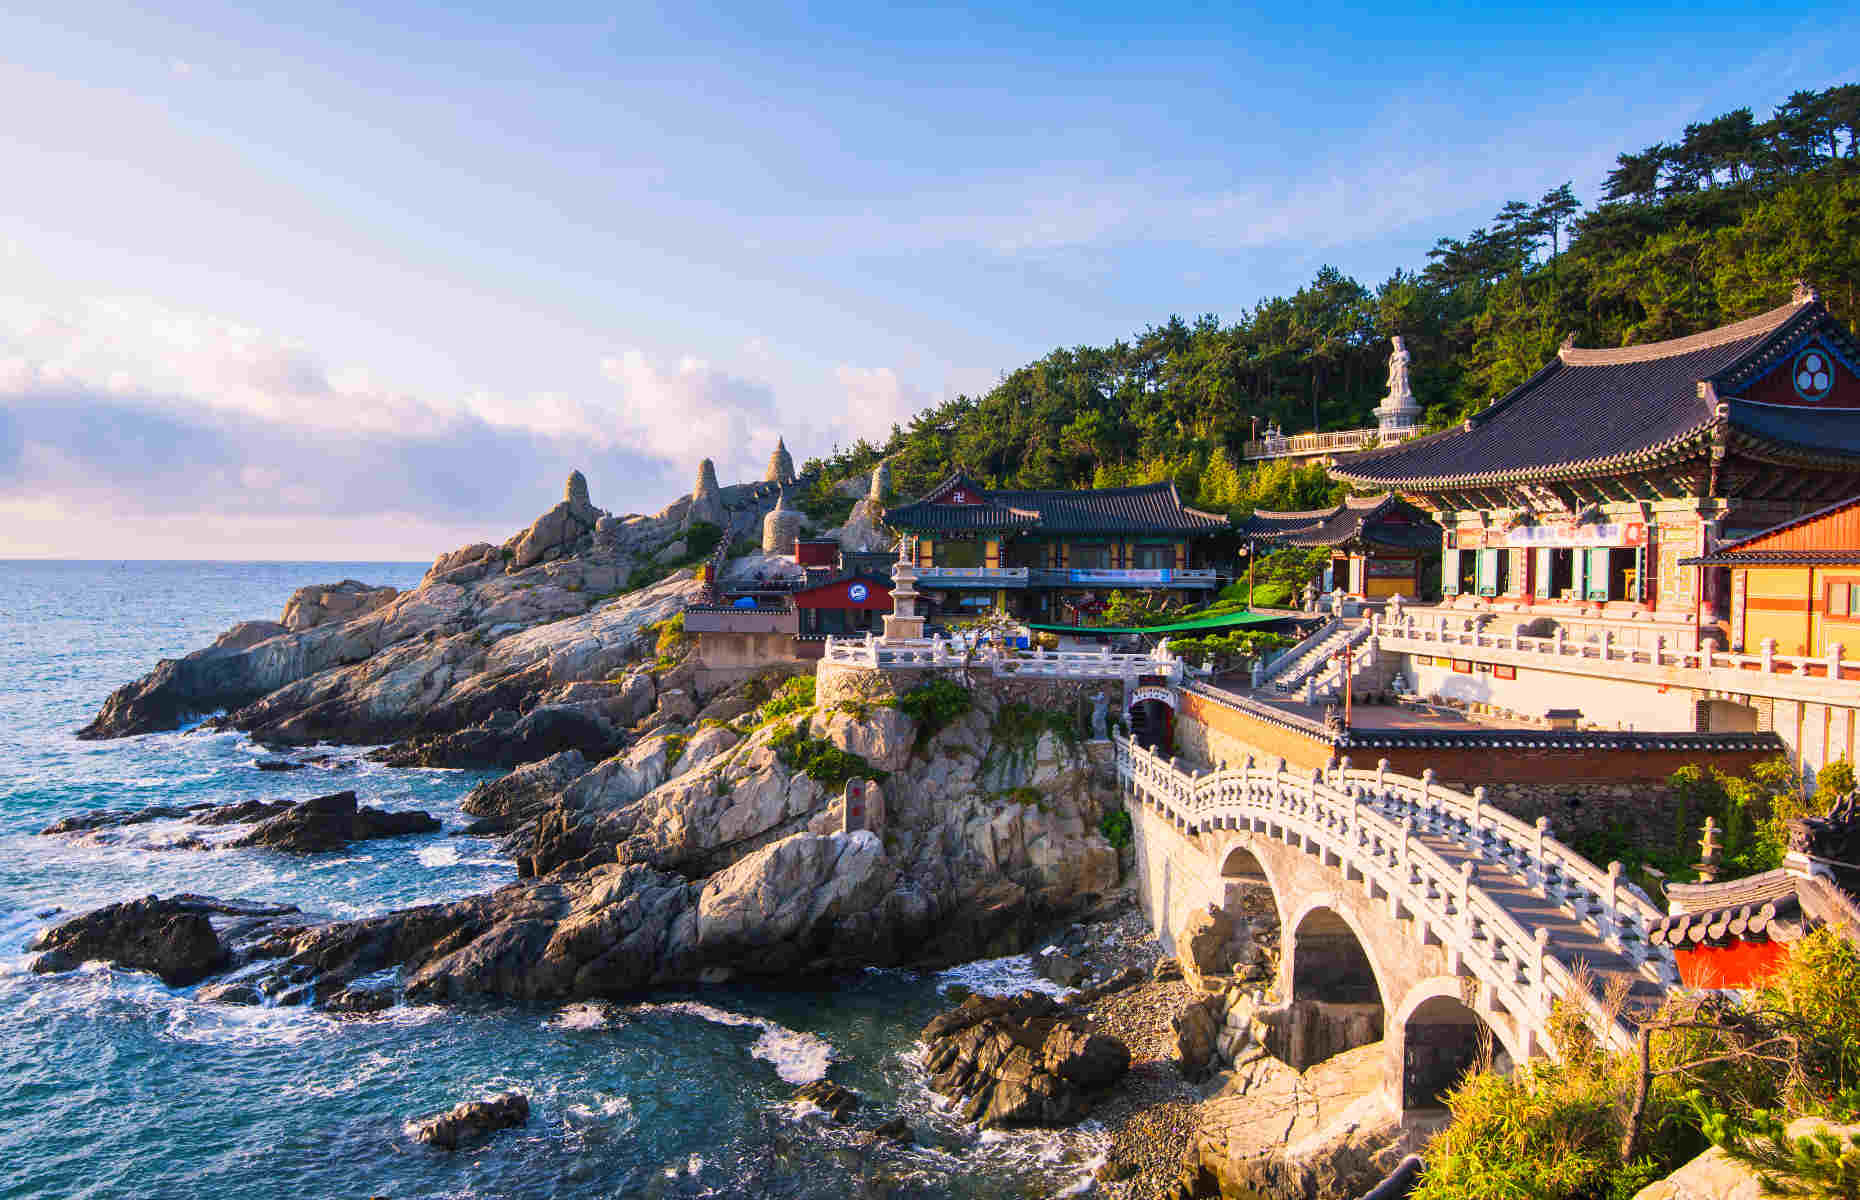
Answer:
xmin=1026 ymin=610 xmax=1292 ymax=636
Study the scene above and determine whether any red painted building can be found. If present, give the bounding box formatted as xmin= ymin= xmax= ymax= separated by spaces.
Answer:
xmin=1651 ymin=869 xmax=1858 ymax=989
xmin=791 ymin=573 xmax=893 ymax=636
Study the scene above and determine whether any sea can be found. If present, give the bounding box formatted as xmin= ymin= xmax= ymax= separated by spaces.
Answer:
xmin=0 ymin=561 xmax=1107 ymax=1200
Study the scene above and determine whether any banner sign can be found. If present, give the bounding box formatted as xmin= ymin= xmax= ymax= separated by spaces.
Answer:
xmin=1068 ymin=568 xmax=1173 ymax=585
xmin=1129 ymin=686 xmax=1176 ymax=708
xmin=1505 ymin=521 xmax=1646 ymax=548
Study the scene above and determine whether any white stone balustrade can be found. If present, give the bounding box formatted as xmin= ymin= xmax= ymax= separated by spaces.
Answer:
xmin=1115 ymin=734 xmax=1672 ymax=1054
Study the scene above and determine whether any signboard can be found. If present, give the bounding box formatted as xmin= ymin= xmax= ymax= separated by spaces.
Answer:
xmin=1129 ymin=685 xmax=1176 ymax=708
xmin=1452 ymin=659 xmax=1474 ymax=674
xmin=1504 ymin=521 xmax=1646 ymax=548
xmin=1069 ymin=568 xmax=1173 ymax=585
xmin=1366 ymin=558 xmax=1417 ymax=577
xmin=847 ymin=583 xmax=869 ymax=603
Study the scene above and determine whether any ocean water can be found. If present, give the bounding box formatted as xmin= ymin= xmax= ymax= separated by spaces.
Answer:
xmin=0 ymin=561 xmax=1104 ymax=1199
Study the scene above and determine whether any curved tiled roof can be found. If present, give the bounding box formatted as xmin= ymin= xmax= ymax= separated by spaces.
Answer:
xmin=1237 ymin=493 xmax=1439 ymax=550
xmin=886 ymin=476 xmax=1229 ymax=536
xmin=1333 ymin=297 xmax=1860 ymax=490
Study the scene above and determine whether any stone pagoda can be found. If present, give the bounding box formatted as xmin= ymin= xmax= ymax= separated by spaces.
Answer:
xmin=761 ymin=487 xmax=801 ymax=554
xmin=881 ymin=539 xmax=926 ymax=641
xmin=765 ymin=438 xmax=797 ymax=487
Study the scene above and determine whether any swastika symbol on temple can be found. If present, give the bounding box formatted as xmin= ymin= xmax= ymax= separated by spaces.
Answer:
xmin=1794 ymin=348 xmax=1834 ymax=400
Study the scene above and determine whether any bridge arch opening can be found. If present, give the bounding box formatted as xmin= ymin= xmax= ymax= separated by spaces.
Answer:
xmin=1398 ymin=993 xmax=1511 ymax=1111
xmin=1283 ymin=906 xmax=1385 ymax=1068
xmin=1129 ymin=699 xmax=1174 ymax=754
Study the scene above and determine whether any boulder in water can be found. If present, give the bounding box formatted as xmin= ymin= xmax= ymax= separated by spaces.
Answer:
xmin=231 ymin=791 xmax=440 ymax=853
xmin=792 ymin=1080 xmax=860 ymax=1122
xmin=26 ymin=894 xmax=301 ymax=986
xmin=410 ymin=1092 xmax=531 ymax=1150
xmin=920 ymin=992 xmax=1130 ymax=1127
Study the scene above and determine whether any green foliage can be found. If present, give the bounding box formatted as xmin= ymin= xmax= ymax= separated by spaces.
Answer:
xmin=756 ymin=675 xmax=816 ymax=724
xmin=1664 ymin=756 xmax=1817 ymax=880
xmin=681 ymin=521 xmax=725 ymax=562
xmin=1167 ymin=630 xmax=1293 ymax=670
xmin=768 ymin=719 xmax=884 ymax=790
xmin=789 ymin=88 xmax=1858 ymax=508
xmin=1099 ymin=808 xmax=1132 ymax=850
xmin=891 ymin=678 xmax=972 ymax=741
xmin=1756 ymin=928 xmax=1860 ymax=1101
xmin=624 ymin=563 xmax=670 ymax=592
xmin=1414 ymin=1059 xmax=1629 ymax=1200
xmin=1694 ymin=1101 xmax=1860 ymax=1198
xmin=1822 ymin=759 xmax=1857 ymax=799
xmin=651 ymin=611 xmax=692 ymax=660
xmin=990 ymin=702 xmax=1079 ymax=752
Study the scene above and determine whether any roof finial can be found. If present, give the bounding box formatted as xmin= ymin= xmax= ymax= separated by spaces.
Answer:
xmin=1793 ymin=279 xmax=1819 ymax=306
xmin=1559 ymin=332 xmax=1576 ymax=353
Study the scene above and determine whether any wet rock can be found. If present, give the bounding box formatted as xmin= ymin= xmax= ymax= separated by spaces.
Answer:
xmin=28 ymin=895 xmax=229 ymax=986
xmin=1071 ymin=965 xmax=1144 ymax=1005
xmin=38 ymin=805 xmax=197 ymax=835
xmin=920 ymin=992 xmax=1130 ymax=1127
xmin=792 ymin=1080 xmax=860 ymax=1122
xmin=370 ymin=705 xmax=620 ymax=770
xmin=324 ymin=986 xmax=394 ymax=1014
xmin=410 ymin=1092 xmax=531 ymax=1150
xmin=191 ymin=799 xmax=296 ymax=827
xmin=459 ymin=750 xmax=589 ymax=832
xmin=198 ymin=981 xmax=265 ymax=1005
xmin=255 ymin=759 xmax=306 ymax=772
xmin=872 ymin=1115 xmax=913 ymax=1144
xmin=1037 ymin=950 xmax=1089 ymax=989
xmin=231 ymin=791 xmax=440 ymax=853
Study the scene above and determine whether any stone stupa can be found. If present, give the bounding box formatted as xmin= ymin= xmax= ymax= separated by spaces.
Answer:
xmin=762 ymin=487 xmax=801 ymax=554
xmin=765 ymin=438 xmax=797 ymax=488
xmin=685 ymin=458 xmax=727 ymax=530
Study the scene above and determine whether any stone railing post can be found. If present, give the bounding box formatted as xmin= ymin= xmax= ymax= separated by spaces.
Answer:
xmin=1533 ymin=926 xmax=1551 ymax=1016
xmin=1761 ymin=638 xmax=1776 ymax=673
xmin=1828 ymin=643 xmax=1845 ymax=680
xmin=1470 ymin=785 xmax=1487 ymax=845
xmin=1394 ymin=818 xmax=1413 ymax=915
xmin=1604 ymin=861 xmax=1624 ymax=947
xmin=1554 ymin=627 xmax=1566 ymax=657
xmin=1601 ymin=630 xmax=1614 ymax=661
xmin=1532 ymin=816 xmax=1550 ymax=896
xmin=1421 ymin=768 xmax=1436 ymax=826
xmin=1457 ymin=861 xmax=1475 ymax=944
xmin=1376 ymin=757 xmax=1389 ymax=796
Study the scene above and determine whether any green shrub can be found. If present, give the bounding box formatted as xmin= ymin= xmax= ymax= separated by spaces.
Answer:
xmin=768 ymin=719 xmax=883 ymax=790
xmin=892 ymin=678 xmax=972 ymax=742
xmin=1821 ymin=758 xmax=1857 ymax=799
xmin=757 ymin=675 xmax=816 ymax=723
xmin=1100 ymin=808 xmax=1132 ymax=849
xmin=1414 ymin=1059 xmax=1628 ymax=1200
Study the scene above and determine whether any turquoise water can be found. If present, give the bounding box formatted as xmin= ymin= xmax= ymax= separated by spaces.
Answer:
xmin=0 ymin=562 xmax=1103 ymax=1199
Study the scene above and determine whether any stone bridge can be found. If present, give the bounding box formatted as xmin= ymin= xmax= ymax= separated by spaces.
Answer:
xmin=1117 ymin=735 xmax=1677 ymax=1112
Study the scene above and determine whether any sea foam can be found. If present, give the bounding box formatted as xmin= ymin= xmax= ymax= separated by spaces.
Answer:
xmin=629 ymin=1000 xmax=834 ymax=1084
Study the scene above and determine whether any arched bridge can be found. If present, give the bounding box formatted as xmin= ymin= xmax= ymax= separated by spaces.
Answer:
xmin=1115 ymin=734 xmax=1677 ymax=1112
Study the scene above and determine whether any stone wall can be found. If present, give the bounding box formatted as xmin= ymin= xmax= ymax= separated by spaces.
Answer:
xmin=1176 ymin=689 xmax=1334 ymax=773
xmin=815 ymin=661 xmax=1118 ymax=731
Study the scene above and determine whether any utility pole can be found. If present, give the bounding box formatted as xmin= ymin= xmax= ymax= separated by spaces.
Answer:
xmin=1336 ymin=641 xmax=1353 ymax=729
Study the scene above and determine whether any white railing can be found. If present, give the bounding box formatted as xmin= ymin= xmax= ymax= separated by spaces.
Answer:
xmin=823 ymin=635 xmax=1190 ymax=683
xmin=1257 ymin=617 xmax=1343 ymax=684
xmin=1116 ymin=735 xmax=1673 ymax=1053
xmin=1374 ymin=612 xmax=1860 ymax=699
xmin=1242 ymin=426 xmax=1420 ymax=460
xmin=915 ymin=566 xmax=1031 ymax=583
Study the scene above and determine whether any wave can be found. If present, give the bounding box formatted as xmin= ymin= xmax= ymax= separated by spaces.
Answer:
xmin=548 ymin=1002 xmax=621 ymax=1031
xmin=934 ymin=953 xmax=1074 ymax=999
xmin=628 ymin=1000 xmax=834 ymax=1085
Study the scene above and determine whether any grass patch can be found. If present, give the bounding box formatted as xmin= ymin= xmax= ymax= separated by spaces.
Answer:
xmin=756 ymin=676 xmax=816 ymax=724
xmin=890 ymin=677 xmax=972 ymax=745
xmin=1099 ymin=808 xmax=1132 ymax=849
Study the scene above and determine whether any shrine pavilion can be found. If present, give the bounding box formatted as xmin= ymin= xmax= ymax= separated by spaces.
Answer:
xmin=1331 ymin=286 xmax=1860 ymax=642
xmin=1235 ymin=493 xmax=1440 ymax=601
xmin=882 ymin=471 xmax=1233 ymax=622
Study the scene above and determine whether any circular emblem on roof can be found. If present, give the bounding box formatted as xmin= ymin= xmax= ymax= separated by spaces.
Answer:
xmin=1793 ymin=346 xmax=1834 ymax=401
xmin=848 ymin=583 xmax=869 ymax=602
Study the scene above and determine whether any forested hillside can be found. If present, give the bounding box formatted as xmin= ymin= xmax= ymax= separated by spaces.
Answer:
xmin=800 ymin=84 xmax=1860 ymax=519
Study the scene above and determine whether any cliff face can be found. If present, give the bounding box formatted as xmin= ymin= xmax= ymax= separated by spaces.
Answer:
xmin=39 ymin=687 xmax=1126 ymax=1006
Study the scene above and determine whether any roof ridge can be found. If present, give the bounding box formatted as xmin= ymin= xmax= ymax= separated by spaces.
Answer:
xmin=1559 ymin=298 xmax=1805 ymax=365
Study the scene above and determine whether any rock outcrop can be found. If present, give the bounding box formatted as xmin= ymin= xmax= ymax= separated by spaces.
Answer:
xmin=230 ymin=791 xmax=440 ymax=853
xmin=410 ymin=1093 xmax=531 ymax=1150
xmin=920 ymin=991 xmax=1131 ymax=1127
xmin=27 ymin=895 xmax=298 ymax=987
xmin=281 ymin=580 xmax=397 ymax=632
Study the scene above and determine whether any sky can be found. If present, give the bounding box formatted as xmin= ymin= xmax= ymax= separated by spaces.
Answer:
xmin=1 ymin=1 xmax=1855 ymax=560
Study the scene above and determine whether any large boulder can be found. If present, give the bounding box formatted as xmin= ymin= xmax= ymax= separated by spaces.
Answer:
xmin=1173 ymin=995 xmax=1220 ymax=1080
xmin=410 ymin=1092 xmax=531 ymax=1150
xmin=27 ymin=895 xmax=296 ymax=986
xmin=920 ymin=991 xmax=1130 ymax=1127
xmin=232 ymin=791 xmax=440 ymax=853
xmin=508 ymin=473 xmax=603 ymax=569
xmin=281 ymin=580 xmax=398 ymax=632
xmin=1633 ymin=1117 xmax=1860 ymax=1200
xmin=1180 ymin=905 xmax=1236 ymax=988
xmin=460 ymin=750 xmax=589 ymax=832
xmin=809 ymin=705 xmax=916 ymax=773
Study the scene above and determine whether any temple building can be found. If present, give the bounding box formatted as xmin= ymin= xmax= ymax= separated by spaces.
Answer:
xmin=1682 ymin=493 xmax=1860 ymax=655
xmin=1332 ymin=287 xmax=1860 ymax=644
xmin=882 ymin=471 xmax=1232 ymax=622
xmin=1236 ymin=493 xmax=1440 ymax=600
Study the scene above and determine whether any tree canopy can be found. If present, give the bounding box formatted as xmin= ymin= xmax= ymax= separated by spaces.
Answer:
xmin=800 ymin=83 xmax=1860 ymax=519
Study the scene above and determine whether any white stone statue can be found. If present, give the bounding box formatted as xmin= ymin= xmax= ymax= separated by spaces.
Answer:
xmin=1386 ymin=592 xmax=1404 ymax=623
xmin=1152 ymin=637 xmax=1171 ymax=662
xmin=1302 ymin=580 xmax=1318 ymax=612
xmin=1387 ymin=336 xmax=1411 ymax=400
xmin=1090 ymin=691 xmax=1109 ymax=740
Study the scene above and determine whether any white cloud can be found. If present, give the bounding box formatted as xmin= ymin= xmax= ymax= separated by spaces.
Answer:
xmin=831 ymin=365 xmax=929 ymax=445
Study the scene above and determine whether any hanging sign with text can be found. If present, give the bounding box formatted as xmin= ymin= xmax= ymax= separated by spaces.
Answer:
xmin=1504 ymin=521 xmax=1646 ymax=548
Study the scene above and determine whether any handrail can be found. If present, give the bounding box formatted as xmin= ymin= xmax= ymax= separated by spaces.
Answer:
xmin=1258 ymin=617 xmax=1343 ymax=683
xmin=1375 ymin=613 xmax=1860 ymax=689
xmin=1242 ymin=426 xmax=1420 ymax=460
xmin=822 ymin=635 xmax=1189 ymax=682
xmin=1115 ymin=733 xmax=1670 ymax=1053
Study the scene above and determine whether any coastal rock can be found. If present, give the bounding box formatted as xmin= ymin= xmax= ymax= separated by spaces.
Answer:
xmin=370 ymin=704 xmax=620 ymax=770
xmin=232 ymin=791 xmax=441 ymax=853
xmin=459 ymin=750 xmax=590 ymax=832
xmin=39 ymin=805 xmax=198 ymax=835
xmin=509 ymin=473 xmax=603 ymax=570
xmin=792 ymin=1080 xmax=860 ymax=1122
xmin=1632 ymin=1116 xmax=1860 ymax=1199
xmin=1179 ymin=905 xmax=1236 ymax=989
xmin=1172 ymin=995 xmax=1220 ymax=1080
xmin=920 ymin=991 xmax=1130 ymax=1127
xmin=410 ymin=1092 xmax=531 ymax=1150
xmin=26 ymin=894 xmax=297 ymax=987
xmin=809 ymin=705 xmax=915 ymax=773
xmin=190 ymin=799 xmax=295 ymax=827
xmin=281 ymin=580 xmax=397 ymax=632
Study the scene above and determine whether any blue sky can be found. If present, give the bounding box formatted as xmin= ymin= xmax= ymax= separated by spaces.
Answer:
xmin=1 ymin=0 xmax=1854 ymax=559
